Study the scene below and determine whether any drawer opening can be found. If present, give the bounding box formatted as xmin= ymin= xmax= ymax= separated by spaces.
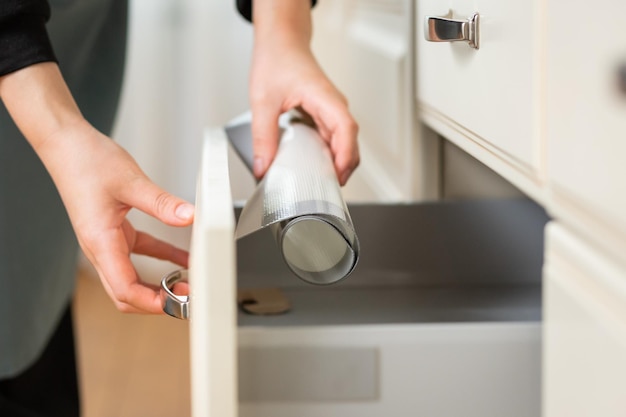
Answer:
xmin=235 ymin=199 xmax=549 ymax=327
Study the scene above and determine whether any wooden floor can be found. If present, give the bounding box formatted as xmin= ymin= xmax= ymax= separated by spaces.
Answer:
xmin=73 ymin=269 xmax=191 ymax=417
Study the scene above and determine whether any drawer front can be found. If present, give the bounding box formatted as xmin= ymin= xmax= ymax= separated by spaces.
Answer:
xmin=416 ymin=0 xmax=542 ymax=193
xmin=189 ymin=129 xmax=237 ymax=417
xmin=546 ymin=0 xmax=626 ymax=254
xmin=544 ymin=223 xmax=626 ymax=417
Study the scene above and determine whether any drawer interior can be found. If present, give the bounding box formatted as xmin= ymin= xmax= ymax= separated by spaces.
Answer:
xmin=235 ymin=198 xmax=549 ymax=327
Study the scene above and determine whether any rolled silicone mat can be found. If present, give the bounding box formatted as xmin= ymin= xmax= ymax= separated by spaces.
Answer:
xmin=230 ymin=113 xmax=360 ymax=285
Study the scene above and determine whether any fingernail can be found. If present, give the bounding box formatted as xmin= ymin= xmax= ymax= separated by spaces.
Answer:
xmin=253 ymin=157 xmax=265 ymax=178
xmin=175 ymin=203 xmax=194 ymax=220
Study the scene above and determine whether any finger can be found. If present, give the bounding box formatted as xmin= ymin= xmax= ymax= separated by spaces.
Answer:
xmin=251 ymin=104 xmax=282 ymax=179
xmin=87 ymin=230 xmax=164 ymax=314
xmin=330 ymin=115 xmax=360 ymax=185
xmin=132 ymin=231 xmax=189 ymax=268
xmin=91 ymin=260 xmax=159 ymax=314
xmin=121 ymin=176 xmax=194 ymax=227
xmin=172 ymin=281 xmax=189 ymax=296
xmin=94 ymin=268 xmax=146 ymax=314
xmin=308 ymin=102 xmax=359 ymax=186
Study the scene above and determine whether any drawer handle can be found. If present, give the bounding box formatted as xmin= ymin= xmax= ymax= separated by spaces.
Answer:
xmin=425 ymin=12 xmax=479 ymax=49
xmin=160 ymin=269 xmax=189 ymax=320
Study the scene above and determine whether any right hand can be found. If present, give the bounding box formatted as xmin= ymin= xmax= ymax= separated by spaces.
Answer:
xmin=0 ymin=62 xmax=192 ymax=314
xmin=38 ymin=120 xmax=194 ymax=314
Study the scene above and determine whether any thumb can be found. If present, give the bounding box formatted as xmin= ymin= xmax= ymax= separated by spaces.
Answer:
xmin=251 ymin=105 xmax=282 ymax=179
xmin=123 ymin=176 xmax=194 ymax=226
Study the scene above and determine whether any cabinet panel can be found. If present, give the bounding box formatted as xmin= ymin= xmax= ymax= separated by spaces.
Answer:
xmin=544 ymin=223 xmax=626 ymax=417
xmin=546 ymin=0 xmax=626 ymax=251
xmin=239 ymin=324 xmax=540 ymax=417
xmin=312 ymin=0 xmax=436 ymax=201
xmin=189 ymin=129 xmax=238 ymax=417
xmin=416 ymin=0 xmax=543 ymax=199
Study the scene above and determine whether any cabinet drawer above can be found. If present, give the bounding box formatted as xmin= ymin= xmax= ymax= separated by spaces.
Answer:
xmin=416 ymin=0 xmax=543 ymax=200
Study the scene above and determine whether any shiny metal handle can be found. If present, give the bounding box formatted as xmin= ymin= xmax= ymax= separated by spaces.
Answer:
xmin=425 ymin=12 xmax=479 ymax=49
xmin=160 ymin=269 xmax=190 ymax=320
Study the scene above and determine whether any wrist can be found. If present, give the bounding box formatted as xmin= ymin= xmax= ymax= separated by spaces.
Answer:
xmin=253 ymin=0 xmax=312 ymax=49
xmin=0 ymin=62 xmax=85 ymax=151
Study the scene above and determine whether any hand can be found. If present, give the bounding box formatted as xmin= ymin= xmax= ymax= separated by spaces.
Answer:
xmin=1 ymin=62 xmax=193 ymax=314
xmin=249 ymin=0 xmax=359 ymax=186
xmin=39 ymin=121 xmax=194 ymax=314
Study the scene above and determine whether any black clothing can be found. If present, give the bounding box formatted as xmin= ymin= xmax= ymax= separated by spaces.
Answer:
xmin=0 ymin=305 xmax=80 ymax=417
xmin=236 ymin=0 xmax=317 ymax=22
xmin=0 ymin=0 xmax=56 ymax=75
xmin=0 ymin=0 xmax=127 ymax=380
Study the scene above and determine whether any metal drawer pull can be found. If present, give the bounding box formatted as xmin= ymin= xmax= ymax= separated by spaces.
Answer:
xmin=425 ymin=12 xmax=479 ymax=49
xmin=160 ymin=269 xmax=189 ymax=319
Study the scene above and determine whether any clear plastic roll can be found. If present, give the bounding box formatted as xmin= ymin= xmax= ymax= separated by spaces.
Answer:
xmin=230 ymin=113 xmax=359 ymax=285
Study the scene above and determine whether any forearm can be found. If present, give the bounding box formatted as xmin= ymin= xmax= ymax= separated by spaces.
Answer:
xmin=0 ymin=62 xmax=85 ymax=152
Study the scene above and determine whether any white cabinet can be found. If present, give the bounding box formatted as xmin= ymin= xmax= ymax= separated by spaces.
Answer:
xmin=416 ymin=0 xmax=544 ymax=201
xmin=544 ymin=223 xmax=626 ymax=417
xmin=545 ymin=0 xmax=626 ymax=260
xmin=312 ymin=0 xmax=438 ymax=201
xmin=412 ymin=1 xmax=626 ymax=416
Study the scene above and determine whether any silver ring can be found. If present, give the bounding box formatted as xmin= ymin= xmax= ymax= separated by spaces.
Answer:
xmin=160 ymin=269 xmax=189 ymax=320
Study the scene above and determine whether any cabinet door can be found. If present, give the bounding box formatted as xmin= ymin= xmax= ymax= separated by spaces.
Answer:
xmin=546 ymin=0 xmax=626 ymax=256
xmin=312 ymin=0 xmax=437 ymax=201
xmin=189 ymin=129 xmax=237 ymax=417
xmin=544 ymin=223 xmax=626 ymax=417
xmin=416 ymin=0 xmax=543 ymax=200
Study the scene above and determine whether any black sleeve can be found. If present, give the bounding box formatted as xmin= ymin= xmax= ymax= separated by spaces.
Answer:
xmin=236 ymin=0 xmax=317 ymax=23
xmin=0 ymin=0 xmax=57 ymax=76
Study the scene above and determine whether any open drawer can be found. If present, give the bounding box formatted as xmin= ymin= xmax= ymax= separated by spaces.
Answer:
xmin=183 ymin=129 xmax=549 ymax=417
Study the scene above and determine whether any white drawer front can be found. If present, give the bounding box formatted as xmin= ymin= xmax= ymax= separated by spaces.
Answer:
xmin=416 ymin=0 xmax=542 ymax=193
xmin=189 ymin=129 xmax=237 ymax=417
xmin=546 ymin=0 xmax=626 ymax=252
xmin=544 ymin=223 xmax=626 ymax=417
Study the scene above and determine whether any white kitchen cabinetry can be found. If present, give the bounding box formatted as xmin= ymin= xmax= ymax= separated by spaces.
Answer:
xmin=415 ymin=0 xmax=545 ymax=202
xmin=414 ymin=1 xmax=626 ymax=416
xmin=544 ymin=223 xmax=626 ymax=417
xmin=312 ymin=0 xmax=438 ymax=202
xmin=545 ymin=0 xmax=626 ymax=262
